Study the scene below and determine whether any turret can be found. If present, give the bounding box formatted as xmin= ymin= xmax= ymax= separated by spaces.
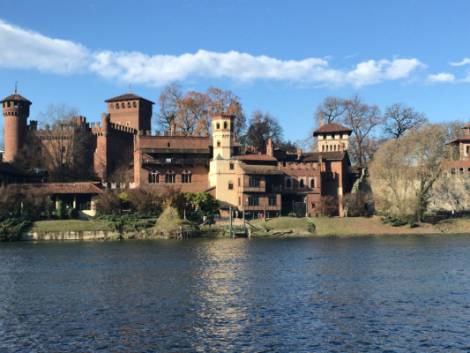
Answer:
xmin=211 ymin=114 xmax=234 ymax=160
xmin=313 ymin=123 xmax=352 ymax=153
xmin=105 ymin=93 xmax=154 ymax=132
xmin=1 ymin=92 xmax=31 ymax=162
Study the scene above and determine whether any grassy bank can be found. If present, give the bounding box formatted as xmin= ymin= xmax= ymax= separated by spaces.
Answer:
xmin=32 ymin=219 xmax=113 ymax=232
xmin=249 ymin=216 xmax=470 ymax=237
xmin=29 ymin=216 xmax=470 ymax=238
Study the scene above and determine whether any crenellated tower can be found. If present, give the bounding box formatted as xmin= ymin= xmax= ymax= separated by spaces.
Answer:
xmin=1 ymin=91 xmax=31 ymax=162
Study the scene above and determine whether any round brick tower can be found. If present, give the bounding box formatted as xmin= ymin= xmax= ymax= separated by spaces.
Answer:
xmin=1 ymin=92 xmax=31 ymax=162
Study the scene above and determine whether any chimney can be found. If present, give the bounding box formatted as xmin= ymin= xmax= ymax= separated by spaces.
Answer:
xmin=266 ymin=138 xmax=274 ymax=157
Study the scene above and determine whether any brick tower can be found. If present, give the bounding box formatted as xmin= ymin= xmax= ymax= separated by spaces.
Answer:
xmin=105 ymin=93 xmax=154 ymax=133
xmin=1 ymin=90 xmax=31 ymax=162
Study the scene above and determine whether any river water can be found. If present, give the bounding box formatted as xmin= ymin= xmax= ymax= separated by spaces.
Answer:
xmin=0 ymin=236 xmax=470 ymax=352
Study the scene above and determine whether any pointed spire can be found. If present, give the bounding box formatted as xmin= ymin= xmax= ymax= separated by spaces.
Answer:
xmin=14 ymin=81 xmax=18 ymax=94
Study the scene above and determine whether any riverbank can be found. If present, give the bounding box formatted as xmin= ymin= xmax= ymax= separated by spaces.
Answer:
xmin=247 ymin=216 xmax=470 ymax=237
xmin=22 ymin=216 xmax=470 ymax=240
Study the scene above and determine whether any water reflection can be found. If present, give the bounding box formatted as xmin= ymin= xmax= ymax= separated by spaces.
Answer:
xmin=0 ymin=236 xmax=470 ymax=352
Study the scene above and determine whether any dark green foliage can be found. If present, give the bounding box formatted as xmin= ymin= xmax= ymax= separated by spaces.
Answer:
xmin=178 ymin=192 xmax=219 ymax=223
xmin=103 ymin=214 xmax=156 ymax=234
xmin=307 ymin=219 xmax=316 ymax=234
xmin=0 ymin=217 xmax=32 ymax=241
xmin=381 ymin=215 xmax=418 ymax=228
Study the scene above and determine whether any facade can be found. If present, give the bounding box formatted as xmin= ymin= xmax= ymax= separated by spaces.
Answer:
xmin=2 ymin=90 xmax=356 ymax=217
xmin=445 ymin=123 xmax=470 ymax=174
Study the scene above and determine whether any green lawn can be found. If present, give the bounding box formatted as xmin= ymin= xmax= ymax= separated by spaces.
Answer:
xmin=30 ymin=216 xmax=470 ymax=236
xmin=31 ymin=219 xmax=112 ymax=232
xmin=251 ymin=216 xmax=470 ymax=236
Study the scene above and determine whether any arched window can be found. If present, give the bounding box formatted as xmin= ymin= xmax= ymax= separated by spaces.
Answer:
xmin=216 ymin=123 xmax=220 ymax=129
xmin=310 ymin=178 xmax=315 ymax=188
xmin=182 ymin=170 xmax=192 ymax=183
xmin=121 ymin=102 xmax=125 ymax=108
xmin=149 ymin=170 xmax=159 ymax=183
xmin=217 ymin=140 xmax=221 ymax=147
xmin=127 ymin=101 xmax=131 ymax=108
xmin=299 ymin=178 xmax=305 ymax=188
xmin=224 ymin=121 xmax=227 ymax=129
xmin=285 ymin=178 xmax=292 ymax=189
xmin=165 ymin=171 xmax=176 ymax=183
xmin=133 ymin=101 xmax=137 ymax=108
xmin=115 ymin=103 xmax=120 ymax=109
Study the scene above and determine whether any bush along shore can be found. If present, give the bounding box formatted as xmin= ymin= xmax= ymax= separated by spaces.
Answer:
xmin=21 ymin=215 xmax=470 ymax=241
xmin=1 ymin=185 xmax=470 ymax=241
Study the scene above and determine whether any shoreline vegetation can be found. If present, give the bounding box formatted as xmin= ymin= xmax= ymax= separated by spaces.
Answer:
xmin=23 ymin=216 xmax=470 ymax=241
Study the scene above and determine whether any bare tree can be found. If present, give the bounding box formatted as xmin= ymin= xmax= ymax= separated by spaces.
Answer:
xmin=383 ymin=103 xmax=427 ymax=139
xmin=158 ymin=83 xmax=182 ymax=133
xmin=369 ymin=124 xmax=448 ymax=222
xmin=157 ymin=85 xmax=246 ymax=137
xmin=314 ymin=96 xmax=346 ymax=126
xmin=14 ymin=104 xmax=95 ymax=181
xmin=243 ymin=111 xmax=283 ymax=152
xmin=342 ymin=96 xmax=383 ymax=167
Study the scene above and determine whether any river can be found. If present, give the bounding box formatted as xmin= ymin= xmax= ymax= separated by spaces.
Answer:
xmin=1 ymin=236 xmax=470 ymax=352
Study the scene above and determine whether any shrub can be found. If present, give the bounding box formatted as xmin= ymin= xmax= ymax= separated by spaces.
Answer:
xmin=95 ymin=191 xmax=122 ymax=215
xmin=343 ymin=192 xmax=374 ymax=217
xmin=0 ymin=217 xmax=32 ymax=241
xmin=127 ymin=188 xmax=163 ymax=217
xmin=307 ymin=219 xmax=316 ymax=233
xmin=318 ymin=196 xmax=339 ymax=217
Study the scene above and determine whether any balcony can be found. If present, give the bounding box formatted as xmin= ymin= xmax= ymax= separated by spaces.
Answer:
xmin=242 ymin=194 xmax=281 ymax=211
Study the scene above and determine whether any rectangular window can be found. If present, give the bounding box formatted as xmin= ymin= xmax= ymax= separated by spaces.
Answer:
xmin=229 ymin=163 xmax=234 ymax=170
xmin=165 ymin=173 xmax=176 ymax=183
xmin=249 ymin=177 xmax=260 ymax=188
xmin=228 ymin=182 xmax=234 ymax=190
xmin=238 ymin=177 xmax=241 ymax=187
xmin=268 ymin=195 xmax=276 ymax=206
xmin=148 ymin=171 xmax=159 ymax=183
xmin=182 ymin=173 xmax=192 ymax=183
xmin=248 ymin=195 xmax=259 ymax=206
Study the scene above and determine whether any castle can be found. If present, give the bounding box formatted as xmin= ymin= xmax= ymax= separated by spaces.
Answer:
xmin=1 ymin=90 xmax=357 ymax=217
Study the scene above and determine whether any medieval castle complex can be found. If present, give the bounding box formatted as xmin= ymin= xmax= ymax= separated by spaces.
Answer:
xmin=1 ymin=90 xmax=357 ymax=217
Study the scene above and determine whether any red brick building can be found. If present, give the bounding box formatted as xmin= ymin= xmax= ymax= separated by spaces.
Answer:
xmin=1 ymin=90 xmax=357 ymax=216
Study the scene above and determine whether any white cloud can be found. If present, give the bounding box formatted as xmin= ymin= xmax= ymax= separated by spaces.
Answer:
xmin=0 ymin=20 xmax=89 ymax=73
xmin=450 ymin=58 xmax=470 ymax=67
xmin=0 ymin=19 xmax=424 ymax=87
xmin=427 ymin=72 xmax=456 ymax=83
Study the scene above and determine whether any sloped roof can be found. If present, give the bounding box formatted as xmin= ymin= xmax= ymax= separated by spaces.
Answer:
xmin=105 ymin=93 xmax=154 ymax=104
xmin=1 ymin=94 xmax=32 ymax=104
xmin=0 ymin=163 xmax=27 ymax=176
xmin=302 ymin=151 xmax=347 ymax=162
xmin=313 ymin=123 xmax=352 ymax=136
xmin=16 ymin=182 xmax=104 ymax=195
xmin=240 ymin=164 xmax=284 ymax=175
xmin=234 ymin=154 xmax=277 ymax=162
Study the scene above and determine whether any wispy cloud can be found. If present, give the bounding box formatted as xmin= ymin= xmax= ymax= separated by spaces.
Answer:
xmin=450 ymin=58 xmax=470 ymax=67
xmin=427 ymin=72 xmax=456 ymax=83
xmin=0 ymin=19 xmax=424 ymax=87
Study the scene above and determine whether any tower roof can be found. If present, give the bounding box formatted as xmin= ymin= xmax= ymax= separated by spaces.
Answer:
xmin=1 ymin=93 xmax=32 ymax=104
xmin=105 ymin=93 xmax=154 ymax=104
xmin=313 ymin=122 xmax=352 ymax=136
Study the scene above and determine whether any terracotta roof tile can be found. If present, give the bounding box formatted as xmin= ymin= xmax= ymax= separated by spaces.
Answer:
xmin=240 ymin=164 xmax=284 ymax=175
xmin=313 ymin=123 xmax=352 ymax=136
xmin=234 ymin=154 xmax=277 ymax=162
xmin=16 ymin=182 xmax=104 ymax=195
xmin=105 ymin=93 xmax=154 ymax=104
xmin=1 ymin=94 xmax=32 ymax=104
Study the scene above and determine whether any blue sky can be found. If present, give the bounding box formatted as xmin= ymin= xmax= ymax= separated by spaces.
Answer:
xmin=1 ymin=0 xmax=470 ymax=144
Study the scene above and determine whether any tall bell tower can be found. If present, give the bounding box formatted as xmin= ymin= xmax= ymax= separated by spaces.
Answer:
xmin=209 ymin=114 xmax=237 ymax=202
xmin=1 ymin=89 xmax=31 ymax=162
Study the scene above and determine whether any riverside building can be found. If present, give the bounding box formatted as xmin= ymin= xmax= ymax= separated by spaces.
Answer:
xmin=1 ymin=90 xmax=357 ymax=217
